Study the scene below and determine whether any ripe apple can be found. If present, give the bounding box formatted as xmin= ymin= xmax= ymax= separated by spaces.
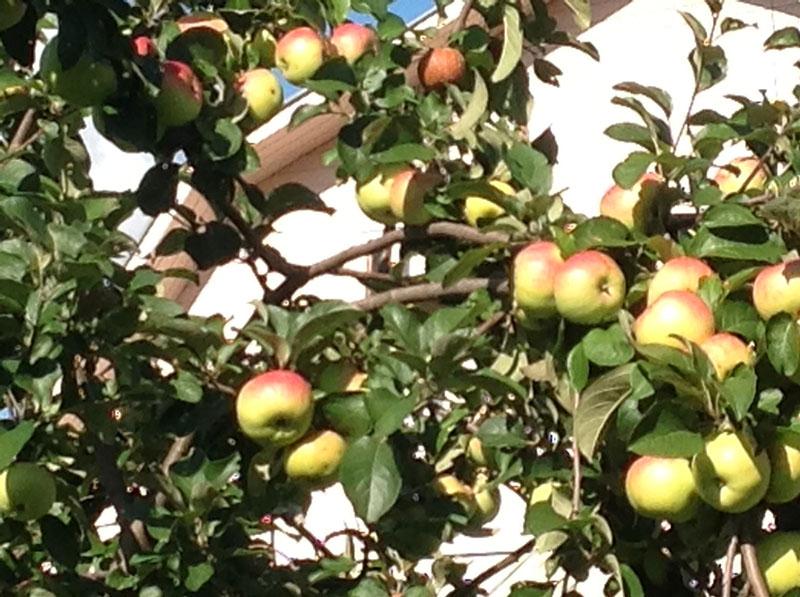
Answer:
xmin=633 ymin=290 xmax=715 ymax=350
xmin=553 ymin=250 xmax=626 ymax=325
xmin=236 ymin=370 xmax=314 ymax=448
xmin=275 ymin=26 xmax=326 ymax=84
xmin=0 ymin=462 xmax=56 ymax=521
xmin=155 ymin=60 xmax=203 ymax=128
xmin=0 ymin=0 xmax=24 ymax=32
xmin=389 ymin=168 xmax=435 ymax=226
xmin=331 ymin=23 xmax=377 ymax=65
xmin=317 ymin=361 xmax=366 ymax=393
xmin=624 ymin=456 xmax=699 ymax=522
xmin=356 ymin=166 xmax=403 ymax=225
xmin=646 ymin=256 xmax=714 ymax=305
xmin=283 ymin=430 xmax=347 ymax=483
xmin=418 ymin=47 xmax=466 ymax=89
xmin=40 ymin=39 xmax=118 ymax=107
xmin=699 ymin=333 xmax=754 ymax=380
xmin=513 ymin=241 xmax=565 ymax=321
xmin=599 ymin=172 xmax=664 ymax=231
xmin=175 ymin=12 xmax=230 ymax=35
xmin=235 ymin=68 xmax=283 ymax=127
xmin=756 ymin=532 xmax=800 ymax=596
xmin=132 ymin=35 xmax=157 ymax=58
xmin=691 ymin=430 xmax=771 ymax=513
xmin=434 ymin=474 xmax=476 ymax=514
xmin=464 ymin=180 xmax=514 ymax=227
xmin=766 ymin=431 xmax=800 ymax=504
xmin=714 ymin=156 xmax=768 ymax=196
xmin=752 ymin=260 xmax=800 ymax=320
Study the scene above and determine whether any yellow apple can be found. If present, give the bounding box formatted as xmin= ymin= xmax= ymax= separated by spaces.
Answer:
xmin=553 ymin=250 xmax=626 ymax=325
xmin=464 ymin=180 xmax=514 ymax=227
xmin=646 ymin=256 xmax=714 ymax=305
xmin=714 ymin=157 xmax=768 ymax=197
xmin=752 ymin=260 xmax=800 ymax=321
xmin=356 ymin=166 xmax=403 ymax=225
xmin=317 ymin=361 xmax=366 ymax=393
xmin=634 ymin=290 xmax=715 ymax=350
xmin=472 ymin=473 xmax=500 ymax=523
xmin=599 ymin=172 xmax=664 ymax=231
xmin=0 ymin=463 xmax=56 ymax=521
xmin=275 ymin=26 xmax=326 ymax=84
xmin=767 ymin=431 xmax=800 ymax=504
xmin=624 ymin=456 xmax=699 ymax=522
xmin=699 ymin=333 xmax=754 ymax=380
xmin=235 ymin=68 xmax=283 ymax=128
xmin=283 ymin=430 xmax=347 ymax=483
xmin=513 ymin=241 xmax=565 ymax=320
xmin=756 ymin=532 xmax=800 ymax=596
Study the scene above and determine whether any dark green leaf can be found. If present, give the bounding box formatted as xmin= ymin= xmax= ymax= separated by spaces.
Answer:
xmin=612 ymin=152 xmax=655 ymax=188
xmin=582 ymin=324 xmax=635 ymax=367
xmin=506 ymin=142 xmax=552 ymax=196
xmin=340 ymin=436 xmax=401 ymax=523
xmin=0 ymin=421 xmax=35 ymax=470
xmin=613 ymin=82 xmax=672 ymax=116
xmin=574 ymin=364 xmax=635 ymax=459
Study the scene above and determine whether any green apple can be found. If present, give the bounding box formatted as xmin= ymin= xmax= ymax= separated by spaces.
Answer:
xmin=692 ymin=430 xmax=770 ymax=513
xmin=235 ymin=68 xmax=283 ymax=128
xmin=40 ymin=39 xmax=117 ymax=107
xmin=553 ymin=250 xmax=626 ymax=325
xmin=317 ymin=361 xmax=366 ymax=393
xmin=466 ymin=436 xmax=489 ymax=467
xmin=513 ymin=241 xmax=565 ymax=320
xmin=599 ymin=172 xmax=664 ymax=231
xmin=330 ymin=23 xmax=376 ymax=65
xmin=624 ymin=456 xmax=699 ymax=522
xmin=464 ymin=180 xmax=513 ymax=227
xmin=283 ymin=430 xmax=346 ymax=483
xmin=633 ymin=290 xmax=715 ymax=350
xmin=0 ymin=462 xmax=56 ymax=521
xmin=155 ymin=60 xmax=203 ymax=128
xmin=236 ymin=370 xmax=314 ymax=448
xmin=418 ymin=47 xmax=466 ymax=90
xmin=714 ymin=156 xmax=768 ymax=197
xmin=275 ymin=26 xmax=325 ymax=84
xmin=752 ymin=260 xmax=800 ymax=321
xmin=767 ymin=430 xmax=800 ymax=504
xmin=646 ymin=256 xmax=714 ymax=305
xmin=389 ymin=168 xmax=436 ymax=226
xmin=356 ymin=166 xmax=403 ymax=225
xmin=756 ymin=532 xmax=800 ymax=596
xmin=0 ymin=0 xmax=25 ymax=32
xmin=699 ymin=332 xmax=754 ymax=380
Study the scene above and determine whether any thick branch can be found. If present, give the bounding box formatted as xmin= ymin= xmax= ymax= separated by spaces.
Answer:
xmin=741 ymin=541 xmax=769 ymax=597
xmin=353 ymin=276 xmax=508 ymax=311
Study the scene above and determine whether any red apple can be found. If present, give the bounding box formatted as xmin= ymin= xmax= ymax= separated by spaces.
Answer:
xmin=752 ymin=260 xmax=800 ymax=320
xmin=132 ymin=35 xmax=156 ymax=58
xmin=331 ymin=23 xmax=377 ymax=65
xmin=634 ymin=290 xmax=715 ymax=350
xmin=235 ymin=68 xmax=283 ymax=127
xmin=647 ymin=256 xmax=714 ymax=305
xmin=418 ymin=47 xmax=466 ymax=90
xmin=513 ymin=241 xmax=565 ymax=320
xmin=155 ymin=60 xmax=203 ymax=128
xmin=699 ymin=333 xmax=754 ymax=380
xmin=599 ymin=172 xmax=664 ymax=231
xmin=275 ymin=26 xmax=326 ymax=84
xmin=236 ymin=370 xmax=314 ymax=448
xmin=553 ymin=250 xmax=626 ymax=325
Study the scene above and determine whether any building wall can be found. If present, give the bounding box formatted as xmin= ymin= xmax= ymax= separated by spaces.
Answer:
xmin=170 ymin=1 xmax=800 ymax=593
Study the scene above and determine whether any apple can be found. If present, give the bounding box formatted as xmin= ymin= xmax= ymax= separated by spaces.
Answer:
xmin=464 ymin=180 xmax=514 ymax=227
xmin=633 ymin=290 xmax=715 ymax=350
xmin=699 ymin=333 xmax=754 ymax=380
xmin=624 ymin=456 xmax=699 ymax=522
xmin=317 ymin=361 xmax=366 ymax=393
xmin=472 ymin=473 xmax=500 ymax=523
xmin=553 ymin=250 xmax=626 ymax=325
xmin=283 ymin=430 xmax=347 ymax=483
xmin=418 ymin=47 xmax=466 ymax=90
xmin=389 ymin=168 xmax=436 ymax=226
xmin=131 ymin=35 xmax=157 ymax=58
xmin=752 ymin=260 xmax=800 ymax=320
xmin=599 ymin=172 xmax=664 ymax=231
xmin=767 ymin=431 xmax=800 ymax=504
xmin=466 ymin=436 xmax=489 ymax=467
xmin=155 ymin=60 xmax=203 ymax=128
xmin=513 ymin=241 xmax=565 ymax=320
xmin=646 ymin=256 xmax=714 ymax=305
xmin=0 ymin=0 xmax=24 ymax=32
xmin=275 ymin=26 xmax=326 ymax=84
xmin=0 ymin=462 xmax=56 ymax=521
xmin=691 ymin=430 xmax=771 ymax=513
xmin=434 ymin=474 xmax=476 ymax=514
xmin=40 ymin=39 xmax=118 ymax=107
xmin=331 ymin=23 xmax=377 ymax=65
xmin=235 ymin=68 xmax=283 ymax=127
xmin=714 ymin=156 xmax=768 ymax=197
xmin=236 ymin=370 xmax=314 ymax=448
xmin=356 ymin=166 xmax=403 ymax=225
xmin=756 ymin=532 xmax=800 ymax=596
xmin=176 ymin=12 xmax=230 ymax=35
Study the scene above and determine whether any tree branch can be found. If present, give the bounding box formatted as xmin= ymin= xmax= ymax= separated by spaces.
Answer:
xmin=447 ymin=538 xmax=536 ymax=595
xmin=722 ymin=534 xmax=739 ymax=597
xmin=154 ymin=432 xmax=195 ymax=508
xmin=454 ymin=0 xmax=475 ymax=32
xmin=8 ymin=108 xmax=35 ymax=152
xmin=352 ymin=276 xmax=508 ymax=311
xmin=741 ymin=541 xmax=769 ymax=597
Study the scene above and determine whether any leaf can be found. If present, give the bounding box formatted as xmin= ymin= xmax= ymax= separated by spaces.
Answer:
xmin=621 ymin=564 xmax=645 ymax=597
xmin=690 ymin=45 xmax=727 ymax=92
xmin=613 ymin=82 xmax=672 ymax=116
xmin=574 ymin=364 xmax=635 ymax=459
xmin=170 ymin=371 xmax=203 ymax=403
xmin=721 ymin=18 xmax=748 ymax=34
xmin=703 ymin=204 xmax=764 ymax=228
xmin=136 ymin=163 xmax=179 ymax=217
xmin=289 ymin=103 xmax=328 ymax=129
xmin=450 ymin=72 xmax=488 ymax=140
xmin=572 ymin=217 xmax=635 ymax=250
xmin=442 ymin=243 xmax=503 ymax=288
xmin=721 ymin=366 xmax=757 ymax=421
xmin=491 ymin=5 xmax=523 ymax=83
xmin=322 ymin=395 xmax=372 ymax=437
xmin=506 ymin=143 xmax=552 ymax=196
xmin=562 ymin=0 xmax=591 ymax=30
xmin=0 ymin=421 xmax=34 ymax=470
xmin=292 ymin=301 xmax=363 ymax=357
xmin=263 ymin=182 xmax=333 ymax=221
xmin=687 ymin=227 xmax=785 ymax=262
xmin=567 ymin=343 xmax=589 ymax=392
xmin=365 ymin=388 xmax=415 ymax=438
xmin=612 ymin=152 xmax=655 ymax=189
xmin=765 ymin=27 xmax=800 ymax=50
xmin=680 ymin=11 xmax=708 ymax=43
xmin=185 ymin=223 xmax=242 ymax=270
xmin=339 ymin=436 xmax=401 ymax=523
xmin=582 ymin=324 xmax=635 ymax=367
xmin=604 ymin=123 xmax=656 ymax=151
xmin=185 ymin=562 xmax=214 ymax=592
xmin=628 ymin=408 xmax=703 ymax=458
xmin=525 ymin=502 xmax=568 ymax=535
xmin=372 ymin=143 xmax=436 ymax=164
xmin=767 ymin=314 xmax=800 ymax=377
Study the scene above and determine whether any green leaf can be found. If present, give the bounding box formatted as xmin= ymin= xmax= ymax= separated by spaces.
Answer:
xmin=562 ymin=0 xmax=591 ymax=30
xmin=721 ymin=365 xmax=757 ymax=421
xmin=686 ymin=226 xmax=785 ymax=262
xmin=582 ymin=324 xmax=635 ymax=367
xmin=349 ymin=578 xmax=389 ymax=597
xmin=572 ymin=217 xmax=635 ymax=250
xmin=525 ymin=502 xmax=568 ymax=535
xmin=491 ymin=5 xmax=523 ymax=83
xmin=567 ymin=343 xmax=589 ymax=392
xmin=450 ymin=71 xmax=488 ymax=140
xmin=477 ymin=416 xmax=528 ymax=449
xmin=506 ymin=143 xmax=552 ymax=196
xmin=621 ymin=564 xmax=645 ymax=597
xmin=323 ymin=395 xmax=372 ymax=437
xmin=289 ymin=103 xmax=328 ymax=129
xmin=765 ymin=27 xmax=800 ymax=50
xmin=171 ymin=371 xmax=203 ymax=403
xmin=604 ymin=123 xmax=656 ymax=151
xmin=372 ymin=143 xmax=436 ymax=164
xmin=292 ymin=301 xmax=363 ymax=358
xmin=628 ymin=408 xmax=703 ymax=458
xmin=442 ymin=243 xmax=503 ymax=288
xmin=340 ymin=437 xmax=401 ymax=523
xmin=613 ymin=82 xmax=673 ymax=116
xmin=680 ymin=11 xmax=708 ymax=43
xmin=703 ymin=204 xmax=764 ymax=228
xmin=366 ymin=388 xmax=415 ymax=438
xmin=574 ymin=364 xmax=636 ymax=459
xmin=767 ymin=314 xmax=800 ymax=377
xmin=262 ymin=182 xmax=333 ymax=221
xmin=185 ymin=562 xmax=214 ymax=592
xmin=0 ymin=421 xmax=35 ymax=470
xmin=612 ymin=152 xmax=655 ymax=188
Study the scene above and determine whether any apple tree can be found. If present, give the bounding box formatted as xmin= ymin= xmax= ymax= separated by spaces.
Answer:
xmin=2 ymin=0 xmax=800 ymax=595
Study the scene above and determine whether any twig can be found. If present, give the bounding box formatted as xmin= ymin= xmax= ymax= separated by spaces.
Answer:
xmin=740 ymin=541 xmax=769 ymax=597
xmin=474 ymin=311 xmax=506 ymax=337
xmin=334 ymin=268 xmax=398 ymax=283
xmin=353 ymin=277 xmax=508 ymax=311
xmin=570 ymin=392 xmax=582 ymax=517
xmin=447 ymin=538 xmax=536 ymax=595
xmin=154 ymin=433 xmax=195 ymax=508
xmin=8 ymin=109 xmax=35 ymax=152
xmin=722 ymin=534 xmax=739 ymax=597
xmin=285 ymin=516 xmax=336 ymax=559
xmin=454 ymin=0 xmax=475 ymax=32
